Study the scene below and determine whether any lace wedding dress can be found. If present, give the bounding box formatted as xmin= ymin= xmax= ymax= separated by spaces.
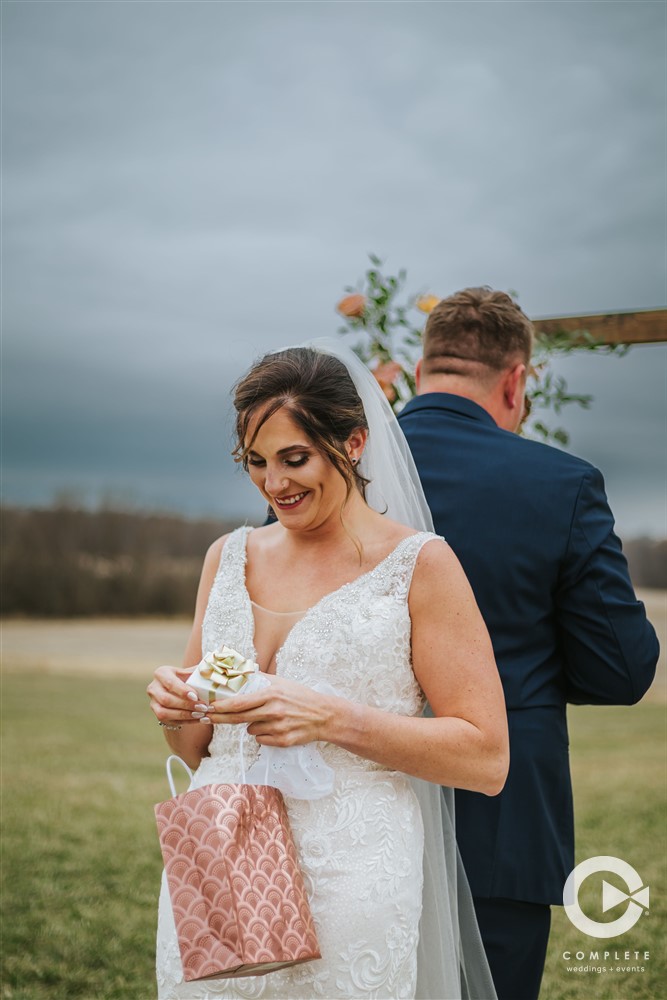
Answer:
xmin=156 ymin=525 xmax=439 ymax=1000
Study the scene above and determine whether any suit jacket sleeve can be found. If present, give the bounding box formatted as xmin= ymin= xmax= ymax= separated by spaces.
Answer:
xmin=555 ymin=467 xmax=659 ymax=704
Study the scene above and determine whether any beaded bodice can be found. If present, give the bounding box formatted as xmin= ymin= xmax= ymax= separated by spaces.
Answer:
xmin=199 ymin=526 xmax=437 ymax=774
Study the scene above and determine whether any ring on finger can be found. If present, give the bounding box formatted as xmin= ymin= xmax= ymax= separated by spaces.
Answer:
xmin=158 ymin=721 xmax=182 ymax=731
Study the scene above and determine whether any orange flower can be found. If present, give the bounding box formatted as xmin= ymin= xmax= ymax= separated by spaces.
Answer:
xmin=416 ymin=294 xmax=440 ymax=314
xmin=373 ymin=360 xmax=402 ymax=403
xmin=337 ymin=293 xmax=366 ymax=318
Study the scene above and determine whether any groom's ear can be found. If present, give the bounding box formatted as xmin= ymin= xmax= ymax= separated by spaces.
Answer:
xmin=415 ymin=358 xmax=423 ymax=392
xmin=503 ymin=363 xmax=526 ymax=410
xmin=500 ymin=362 xmax=527 ymax=432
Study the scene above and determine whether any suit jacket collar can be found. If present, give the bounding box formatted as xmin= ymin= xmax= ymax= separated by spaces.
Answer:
xmin=399 ymin=392 xmax=498 ymax=428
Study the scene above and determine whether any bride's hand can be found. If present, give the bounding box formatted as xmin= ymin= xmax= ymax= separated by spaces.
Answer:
xmin=147 ymin=665 xmax=211 ymax=727
xmin=205 ymin=676 xmax=338 ymax=746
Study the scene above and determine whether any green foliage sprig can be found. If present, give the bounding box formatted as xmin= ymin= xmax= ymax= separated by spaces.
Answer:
xmin=336 ymin=254 xmax=423 ymax=401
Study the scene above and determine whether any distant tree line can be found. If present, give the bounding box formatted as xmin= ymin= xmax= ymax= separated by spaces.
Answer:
xmin=1 ymin=505 xmax=242 ymax=617
xmin=1 ymin=505 xmax=664 ymax=617
xmin=623 ymin=537 xmax=667 ymax=591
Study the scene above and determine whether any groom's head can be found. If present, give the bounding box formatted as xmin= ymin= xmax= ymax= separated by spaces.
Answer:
xmin=416 ymin=287 xmax=534 ymax=433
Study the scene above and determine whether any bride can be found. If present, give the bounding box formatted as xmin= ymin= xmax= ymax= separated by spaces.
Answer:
xmin=147 ymin=341 xmax=508 ymax=999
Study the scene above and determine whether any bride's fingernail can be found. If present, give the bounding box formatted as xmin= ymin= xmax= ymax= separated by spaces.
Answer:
xmin=186 ymin=691 xmax=198 ymax=702
xmin=199 ymin=717 xmax=212 ymax=725
xmin=194 ymin=704 xmax=209 ymax=712
xmin=192 ymin=712 xmax=205 ymax=719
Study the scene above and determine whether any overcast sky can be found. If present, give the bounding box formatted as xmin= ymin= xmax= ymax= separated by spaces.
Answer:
xmin=2 ymin=0 xmax=665 ymax=537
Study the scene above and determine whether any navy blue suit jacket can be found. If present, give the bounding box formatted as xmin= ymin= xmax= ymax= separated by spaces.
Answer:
xmin=398 ymin=392 xmax=658 ymax=905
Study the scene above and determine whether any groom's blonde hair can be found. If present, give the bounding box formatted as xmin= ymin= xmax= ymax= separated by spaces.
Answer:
xmin=423 ymin=287 xmax=534 ymax=378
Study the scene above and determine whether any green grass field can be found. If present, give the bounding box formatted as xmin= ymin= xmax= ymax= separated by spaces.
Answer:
xmin=2 ymin=673 xmax=665 ymax=1000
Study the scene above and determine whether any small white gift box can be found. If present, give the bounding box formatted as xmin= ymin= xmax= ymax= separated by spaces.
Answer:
xmin=187 ymin=646 xmax=260 ymax=704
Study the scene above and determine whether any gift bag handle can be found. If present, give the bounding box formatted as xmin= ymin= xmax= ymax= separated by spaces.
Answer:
xmin=238 ymin=726 xmax=270 ymax=786
xmin=165 ymin=735 xmax=269 ymax=797
xmin=239 ymin=728 xmax=248 ymax=784
xmin=166 ymin=754 xmax=194 ymax=797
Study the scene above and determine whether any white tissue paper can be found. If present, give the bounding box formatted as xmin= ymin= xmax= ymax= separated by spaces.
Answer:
xmin=187 ymin=647 xmax=336 ymax=800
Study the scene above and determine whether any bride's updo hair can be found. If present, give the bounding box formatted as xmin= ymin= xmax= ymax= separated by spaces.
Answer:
xmin=233 ymin=347 xmax=370 ymax=500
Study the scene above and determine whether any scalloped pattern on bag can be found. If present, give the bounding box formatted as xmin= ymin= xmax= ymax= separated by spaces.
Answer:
xmin=155 ymin=783 xmax=321 ymax=982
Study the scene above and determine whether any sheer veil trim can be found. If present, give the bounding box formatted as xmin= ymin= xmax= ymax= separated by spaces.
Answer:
xmin=271 ymin=338 xmax=497 ymax=1000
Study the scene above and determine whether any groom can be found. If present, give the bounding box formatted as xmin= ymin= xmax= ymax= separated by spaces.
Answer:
xmin=397 ymin=287 xmax=659 ymax=1000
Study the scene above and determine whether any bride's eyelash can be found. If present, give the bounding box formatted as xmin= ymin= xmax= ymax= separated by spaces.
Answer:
xmin=247 ymin=455 xmax=310 ymax=468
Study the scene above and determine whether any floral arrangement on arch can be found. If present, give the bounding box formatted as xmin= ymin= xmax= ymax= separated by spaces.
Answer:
xmin=336 ymin=254 xmax=627 ymax=446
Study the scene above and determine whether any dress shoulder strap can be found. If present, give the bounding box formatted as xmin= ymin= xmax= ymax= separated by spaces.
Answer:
xmin=202 ymin=526 xmax=255 ymax=663
xmin=214 ymin=525 xmax=252 ymax=588
xmin=389 ymin=531 xmax=445 ymax=602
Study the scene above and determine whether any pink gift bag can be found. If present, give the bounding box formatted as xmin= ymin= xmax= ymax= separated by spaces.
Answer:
xmin=155 ymin=756 xmax=321 ymax=983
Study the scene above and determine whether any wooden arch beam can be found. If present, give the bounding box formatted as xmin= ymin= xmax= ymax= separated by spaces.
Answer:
xmin=532 ymin=308 xmax=666 ymax=346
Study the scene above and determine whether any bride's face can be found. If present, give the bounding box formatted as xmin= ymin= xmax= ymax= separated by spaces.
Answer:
xmin=245 ymin=405 xmax=355 ymax=528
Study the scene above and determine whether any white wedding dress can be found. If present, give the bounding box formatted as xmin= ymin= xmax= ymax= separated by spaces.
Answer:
xmin=156 ymin=525 xmax=440 ymax=1000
